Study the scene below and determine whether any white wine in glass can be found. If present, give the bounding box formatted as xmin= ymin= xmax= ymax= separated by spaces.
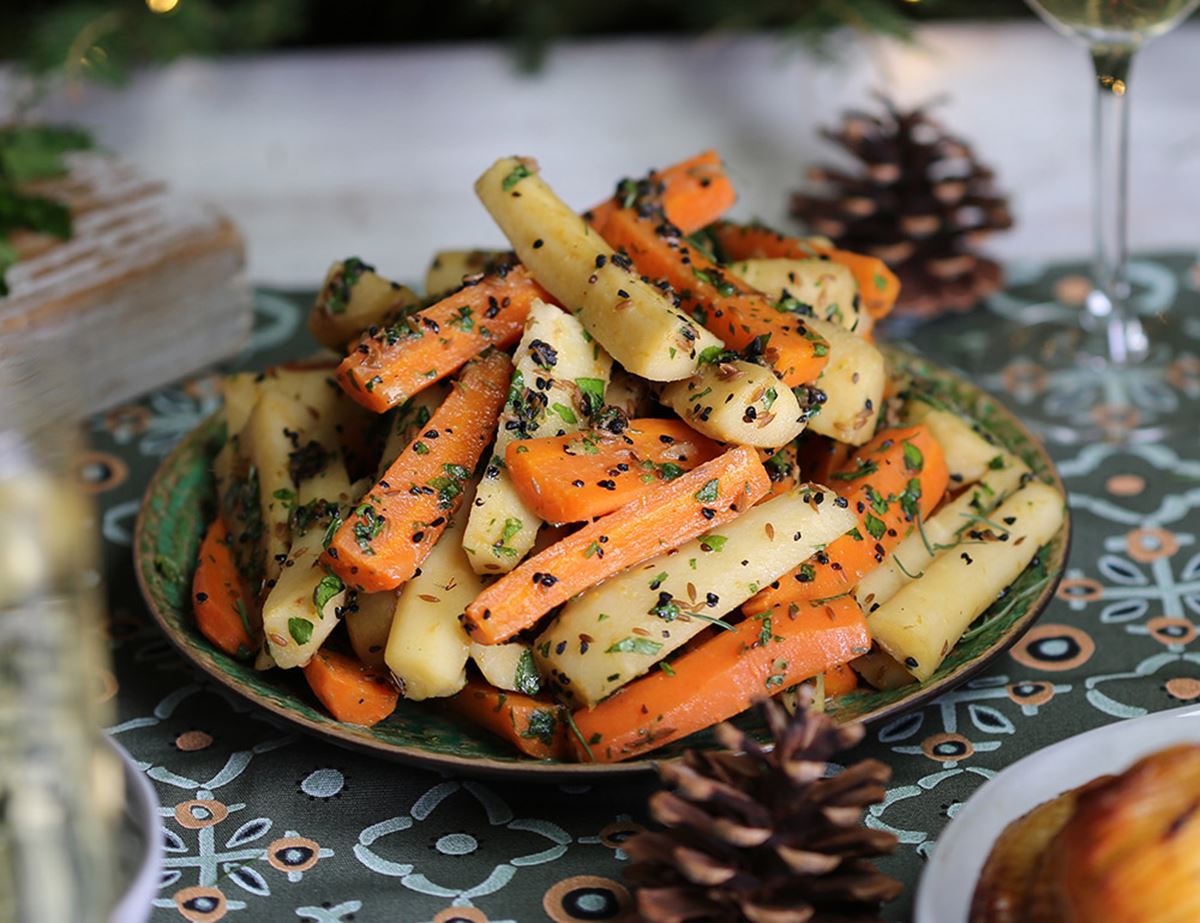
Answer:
xmin=1029 ymin=0 xmax=1198 ymax=43
xmin=1011 ymin=0 xmax=1199 ymax=442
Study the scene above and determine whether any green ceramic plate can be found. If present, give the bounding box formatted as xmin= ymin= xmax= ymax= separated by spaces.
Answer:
xmin=134 ymin=345 xmax=1070 ymax=778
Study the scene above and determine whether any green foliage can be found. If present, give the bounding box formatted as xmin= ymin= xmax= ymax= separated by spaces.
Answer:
xmin=0 ymin=124 xmax=94 ymax=296
xmin=0 ymin=0 xmax=1038 ymax=83
xmin=13 ymin=1 xmax=310 ymax=85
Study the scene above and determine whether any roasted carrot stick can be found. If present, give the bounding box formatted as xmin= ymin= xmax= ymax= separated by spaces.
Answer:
xmin=463 ymin=445 xmax=770 ymax=644
xmin=570 ymin=595 xmax=870 ymax=762
xmin=504 ymin=418 xmax=723 ymax=524
xmin=193 ymin=519 xmax=256 ymax=660
xmin=710 ymin=220 xmax=901 ymax=320
xmin=596 ymin=208 xmax=829 ymax=387
xmin=823 ymin=662 xmax=859 ymax=697
xmin=338 ymin=264 xmax=547 ymax=413
xmin=585 ymin=150 xmax=736 ymax=237
xmin=746 ymin=425 xmax=948 ymax=611
xmin=444 ymin=678 xmax=569 ymax=760
xmin=325 ymin=351 xmax=512 ymax=592
xmin=302 ymin=648 xmax=400 ymax=727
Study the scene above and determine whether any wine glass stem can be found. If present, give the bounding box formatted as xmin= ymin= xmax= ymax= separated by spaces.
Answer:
xmin=1088 ymin=46 xmax=1147 ymax=365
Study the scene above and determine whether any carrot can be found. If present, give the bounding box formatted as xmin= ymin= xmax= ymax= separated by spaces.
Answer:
xmin=585 ymin=150 xmax=736 ymax=237
xmin=710 ymin=220 xmax=901 ymax=320
xmin=823 ymin=662 xmax=859 ymax=697
xmin=337 ymin=264 xmax=547 ymax=413
xmin=504 ymin=418 xmax=723 ymax=524
xmin=325 ymin=351 xmax=512 ymax=592
xmin=746 ymin=425 xmax=948 ymax=611
xmin=570 ymin=596 xmax=870 ymax=763
xmin=444 ymin=678 xmax=569 ymax=760
xmin=596 ymin=208 xmax=829 ymax=387
xmin=193 ymin=519 xmax=256 ymax=660
xmin=463 ymin=445 xmax=771 ymax=644
xmin=302 ymin=648 xmax=399 ymax=727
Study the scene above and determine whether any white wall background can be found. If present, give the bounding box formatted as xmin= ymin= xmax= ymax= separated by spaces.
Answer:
xmin=19 ymin=22 xmax=1200 ymax=287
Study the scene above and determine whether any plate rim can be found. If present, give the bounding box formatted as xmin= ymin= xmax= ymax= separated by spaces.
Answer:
xmin=132 ymin=345 xmax=1070 ymax=779
xmin=913 ymin=703 xmax=1200 ymax=923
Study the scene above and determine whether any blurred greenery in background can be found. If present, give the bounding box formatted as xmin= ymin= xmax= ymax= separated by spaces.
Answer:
xmin=3 ymin=0 xmax=1033 ymax=83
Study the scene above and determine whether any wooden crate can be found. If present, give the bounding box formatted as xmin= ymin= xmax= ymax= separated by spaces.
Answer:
xmin=0 ymin=153 xmax=252 ymax=419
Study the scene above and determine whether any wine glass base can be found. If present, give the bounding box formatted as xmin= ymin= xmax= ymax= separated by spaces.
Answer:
xmin=932 ymin=311 xmax=1200 ymax=446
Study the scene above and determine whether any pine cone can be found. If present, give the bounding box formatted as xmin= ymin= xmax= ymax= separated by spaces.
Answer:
xmin=625 ymin=692 xmax=902 ymax=923
xmin=791 ymin=96 xmax=1012 ymax=320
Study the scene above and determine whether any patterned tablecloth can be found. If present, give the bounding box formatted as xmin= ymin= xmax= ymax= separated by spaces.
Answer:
xmin=92 ymin=254 xmax=1200 ymax=923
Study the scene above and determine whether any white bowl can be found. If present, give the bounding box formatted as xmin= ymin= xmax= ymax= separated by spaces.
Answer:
xmin=915 ymin=704 xmax=1200 ymax=923
xmin=106 ymin=735 xmax=163 ymax=923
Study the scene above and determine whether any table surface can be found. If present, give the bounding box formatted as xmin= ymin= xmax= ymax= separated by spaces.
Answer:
xmin=93 ymin=251 xmax=1200 ymax=923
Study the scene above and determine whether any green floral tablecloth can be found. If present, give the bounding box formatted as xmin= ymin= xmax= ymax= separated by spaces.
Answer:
xmin=92 ymin=254 xmax=1200 ymax=923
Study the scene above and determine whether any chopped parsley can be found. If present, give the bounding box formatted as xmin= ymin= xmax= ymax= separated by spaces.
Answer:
xmin=287 ymin=617 xmax=313 ymax=646
xmin=514 ymin=649 xmax=541 ymax=696
xmin=864 ymin=512 xmax=887 ymax=540
xmin=694 ymin=479 xmax=720 ymax=503
xmin=502 ymin=162 xmax=533 ymax=191
xmin=700 ymin=535 xmax=728 ymax=553
xmin=899 ymin=477 xmax=922 ymax=519
xmin=650 ymin=593 xmax=682 ymax=621
xmin=324 ymin=256 xmax=372 ymax=315
xmin=551 ymin=403 xmax=578 ymax=425
xmin=520 ymin=709 xmax=558 ymax=745
xmin=831 ymin=459 xmax=879 ymax=481
xmin=493 ymin=517 xmax=524 ymax=558
xmin=575 ymin=377 xmax=606 ymax=416
xmin=656 ymin=461 xmax=685 ymax=481
xmin=902 ymin=441 xmax=924 ymax=473
xmin=607 ymin=637 xmax=664 ymax=656
xmin=429 ymin=463 xmax=471 ymax=509
xmin=353 ymin=505 xmax=384 ymax=553
xmin=312 ymin=571 xmax=344 ymax=613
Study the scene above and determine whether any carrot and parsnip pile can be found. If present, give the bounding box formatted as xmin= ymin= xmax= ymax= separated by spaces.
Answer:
xmin=194 ymin=151 xmax=1064 ymax=762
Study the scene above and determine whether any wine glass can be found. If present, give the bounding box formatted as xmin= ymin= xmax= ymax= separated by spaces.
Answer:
xmin=1014 ymin=0 xmax=1199 ymax=440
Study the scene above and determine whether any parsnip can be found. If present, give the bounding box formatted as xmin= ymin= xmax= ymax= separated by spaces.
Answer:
xmin=855 ymin=453 xmax=1031 ymax=611
xmin=238 ymin=393 xmax=310 ymax=584
xmin=384 ymin=502 xmax=484 ymax=700
xmin=727 ymin=258 xmax=862 ymax=333
xmin=470 ymin=642 xmax=542 ymax=695
xmin=424 ymin=249 xmax=507 ymax=296
xmin=868 ymin=480 xmax=1065 ymax=682
xmin=309 ymin=258 xmax=419 ymax=350
xmin=804 ymin=317 xmax=884 ymax=446
xmin=464 ymin=299 xmax=612 ymax=573
xmin=536 ymin=484 xmax=857 ymax=707
xmin=261 ymin=458 xmax=357 ymax=670
xmin=475 ymin=157 xmax=721 ymax=381
xmin=660 ymin=359 xmax=807 ymax=448
xmin=224 ymin=366 xmax=343 ymax=443
xmin=903 ymin=402 xmax=1007 ymax=486
xmin=345 ymin=591 xmax=399 ymax=668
